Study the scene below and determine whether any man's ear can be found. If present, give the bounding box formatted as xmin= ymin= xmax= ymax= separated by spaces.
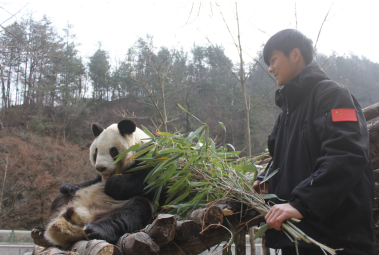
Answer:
xmin=291 ymin=48 xmax=302 ymax=63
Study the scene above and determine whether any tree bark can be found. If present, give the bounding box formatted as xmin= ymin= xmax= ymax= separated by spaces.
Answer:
xmin=369 ymin=120 xmax=379 ymax=170
xmin=116 ymin=232 xmax=159 ymax=255
xmin=187 ymin=205 xmax=224 ymax=229
xmin=32 ymin=246 xmax=77 ymax=255
xmin=70 ymin=240 xmax=121 ymax=255
xmin=364 ymin=102 xmax=379 ymax=122
xmin=144 ymin=213 xmax=177 ymax=246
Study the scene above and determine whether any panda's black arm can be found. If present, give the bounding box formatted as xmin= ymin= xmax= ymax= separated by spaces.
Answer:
xmin=104 ymin=170 xmax=152 ymax=200
xmin=59 ymin=174 xmax=102 ymax=194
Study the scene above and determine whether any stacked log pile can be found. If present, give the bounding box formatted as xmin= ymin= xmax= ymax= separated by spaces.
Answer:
xmin=31 ymin=102 xmax=379 ymax=255
xmin=32 ymin=201 xmax=264 ymax=255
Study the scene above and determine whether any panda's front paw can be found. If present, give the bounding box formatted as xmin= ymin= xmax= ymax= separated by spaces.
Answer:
xmin=83 ymin=222 xmax=118 ymax=244
xmin=31 ymin=226 xmax=52 ymax=248
xmin=59 ymin=183 xmax=80 ymax=194
xmin=83 ymin=222 xmax=104 ymax=240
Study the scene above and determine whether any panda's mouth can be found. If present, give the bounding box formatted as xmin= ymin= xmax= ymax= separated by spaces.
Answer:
xmin=102 ymin=173 xmax=112 ymax=179
xmin=102 ymin=173 xmax=123 ymax=180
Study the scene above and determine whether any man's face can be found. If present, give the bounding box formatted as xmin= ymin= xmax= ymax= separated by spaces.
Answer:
xmin=268 ymin=50 xmax=299 ymax=86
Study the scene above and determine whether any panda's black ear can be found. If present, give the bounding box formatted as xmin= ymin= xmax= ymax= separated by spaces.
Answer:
xmin=92 ymin=123 xmax=104 ymax=137
xmin=118 ymin=120 xmax=136 ymax=136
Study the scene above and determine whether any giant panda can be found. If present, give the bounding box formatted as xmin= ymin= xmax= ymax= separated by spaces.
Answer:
xmin=31 ymin=119 xmax=160 ymax=249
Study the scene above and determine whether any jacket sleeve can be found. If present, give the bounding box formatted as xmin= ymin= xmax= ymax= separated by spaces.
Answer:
xmin=290 ymin=83 xmax=371 ymax=221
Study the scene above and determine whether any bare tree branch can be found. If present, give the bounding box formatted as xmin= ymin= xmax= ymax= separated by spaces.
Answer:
xmin=113 ymin=108 xmax=158 ymax=120
xmin=184 ymin=3 xmax=194 ymax=26
xmin=216 ymin=3 xmax=240 ymax=56
xmin=314 ymin=3 xmax=333 ymax=52
xmin=295 ymin=3 xmax=298 ymax=29
xmin=0 ymin=3 xmax=29 ymax=26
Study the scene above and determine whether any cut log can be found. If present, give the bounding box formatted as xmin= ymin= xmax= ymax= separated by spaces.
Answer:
xmin=71 ymin=240 xmax=121 ymax=255
xmin=145 ymin=213 xmax=177 ymax=246
xmin=158 ymin=213 xmax=265 ymax=255
xmin=369 ymin=120 xmax=379 ymax=170
xmin=116 ymin=232 xmax=159 ymax=255
xmin=187 ymin=206 xmax=224 ymax=228
xmin=364 ymin=102 xmax=379 ymax=121
xmin=32 ymin=246 xmax=77 ymax=255
xmin=175 ymin=220 xmax=200 ymax=242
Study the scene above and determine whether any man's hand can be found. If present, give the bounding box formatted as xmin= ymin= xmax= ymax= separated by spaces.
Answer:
xmin=253 ymin=180 xmax=269 ymax=194
xmin=265 ymin=203 xmax=303 ymax=231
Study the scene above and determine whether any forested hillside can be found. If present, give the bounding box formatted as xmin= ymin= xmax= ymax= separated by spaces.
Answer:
xmin=1 ymin=15 xmax=379 ymax=230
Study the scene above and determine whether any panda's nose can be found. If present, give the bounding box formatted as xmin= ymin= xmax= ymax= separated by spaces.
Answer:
xmin=96 ymin=167 xmax=107 ymax=172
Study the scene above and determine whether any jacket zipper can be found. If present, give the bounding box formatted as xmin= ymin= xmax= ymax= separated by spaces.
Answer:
xmin=310 ymin=173 xmax=319 ymax=186
xmin=275 ymin=97 xmax=289 ymax=200
xmin=301 ymin=129 xmax=312 ymax=173
xmin=323 ymin=111 xmax=328 ymax=129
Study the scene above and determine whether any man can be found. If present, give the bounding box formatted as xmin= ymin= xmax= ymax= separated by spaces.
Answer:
xmin=253 ymin=29 xmax=375 ymax=255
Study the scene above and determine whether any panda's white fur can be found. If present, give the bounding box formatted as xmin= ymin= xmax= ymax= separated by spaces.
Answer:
xmin=38 ymin=121 xmax=152 ymax=248
xmin=90 ymin=124 xmax=150 ymax=175
xmin=44 ymin=182 xmax=128 ymax=246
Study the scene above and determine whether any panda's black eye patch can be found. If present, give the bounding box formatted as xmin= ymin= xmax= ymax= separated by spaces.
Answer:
xmin=110 ymin=147 xmax=119 ymax=159
xmin=93 ymin=148 xmax=98 ymax=162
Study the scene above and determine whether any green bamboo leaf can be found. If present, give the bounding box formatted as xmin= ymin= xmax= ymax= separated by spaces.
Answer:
xmin=189 ymin=182 xmax=211 ymax=187
xmin=211 ymin=165 xmax=217 ymax=178
xmin=236 ymin=170 xmax=247 ymax=180
xmin=233 ymin=164 xmax=257 ymax=173
xmin=171 ymin=187 xmax=191 ymax=204
xmin=143 ymin=179 xmax=161 ymax=192
xmin=114 ymin=144 xmax=141 ymax=163
xmin=157 ymin=137 xmax=169 ymax=146
xmin=178 ymin=104 xmax=204 ymax=124
xmin=166 ymin=138 xmax=173 ymax=147
xmin=192 ymin=141 xmax=203 ymax=150
xmin=128 ymin=145 xmax=155 ymax=161
xmin=159 ymin=148 xmax=183 ymax=153
xmin=155 ymin=131 xmax=175 ymax=137
xmin=253 ymin=224 xmax=270 ymax=240
xmin=162 ymin=165 xmax=177 ymax=183
xmin=141 ymin=125 xmax=155 ymax=139
xmin=167 ymin=177 xmax=187 ymax=193
xmin=124 ymin=165 xmax=149 ymax=173
xmin=162 ymin=204 xmax=194 ymax=209
xmin=261 ymin=169 xmax=279 ymax=184
xmin=259 ymin=194 xmax=286 ymax=201
xmin=199 ymin=130 xmax=206 ymax=142
xmin=145 ymin=163 xmax=165 ymax=183
xmin=185 ymin=125 xmax=204 ymax=142
xmin=219 ymin=121 xmax=226 ymax=131
xmin=147 ymin=153 xmax=183 ymax=184
xmin=116 ymin=144 xmax=154 ymax=163
xmin=181 ymin=154 xmax=199 ymax=171
xmin=133 ymin=157 xmax=153 ymax=161
xmin=226 ymin=143 xmax=235 ymax=151
xmin=210 ymin=139 xmax=216 ymax=152
xmin=215 ymin=151 xmax=241 ymax=158
xmin=165 ymin=186 xmax=182 ymax=204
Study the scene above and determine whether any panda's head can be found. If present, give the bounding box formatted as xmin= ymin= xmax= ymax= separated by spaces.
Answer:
xmin=89 ymin=120 xmax=150 ymax=176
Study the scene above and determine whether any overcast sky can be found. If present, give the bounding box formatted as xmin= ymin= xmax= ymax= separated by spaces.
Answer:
xmin=1 ymin=1 xmax=377 ymax=65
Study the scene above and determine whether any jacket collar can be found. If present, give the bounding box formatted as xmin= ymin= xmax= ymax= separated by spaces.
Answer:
xmin=275 ymin=62 xmax=330 ymax=112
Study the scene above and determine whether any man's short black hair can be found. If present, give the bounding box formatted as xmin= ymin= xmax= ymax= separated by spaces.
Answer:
xmin=263 ymin=29 xmax=314 ymax=66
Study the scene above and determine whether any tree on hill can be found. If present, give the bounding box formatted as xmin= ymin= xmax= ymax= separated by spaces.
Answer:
xmin=88 ymin=44 xmax=110 ymax=102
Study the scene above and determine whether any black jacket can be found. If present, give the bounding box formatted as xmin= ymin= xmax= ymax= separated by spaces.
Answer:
xmin=260 ymin=62 xmax=375 ymax=254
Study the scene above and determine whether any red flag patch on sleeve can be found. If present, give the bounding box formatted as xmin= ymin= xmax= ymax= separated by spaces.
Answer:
xmin=331 ymin=108 xmax=357 ymax=122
